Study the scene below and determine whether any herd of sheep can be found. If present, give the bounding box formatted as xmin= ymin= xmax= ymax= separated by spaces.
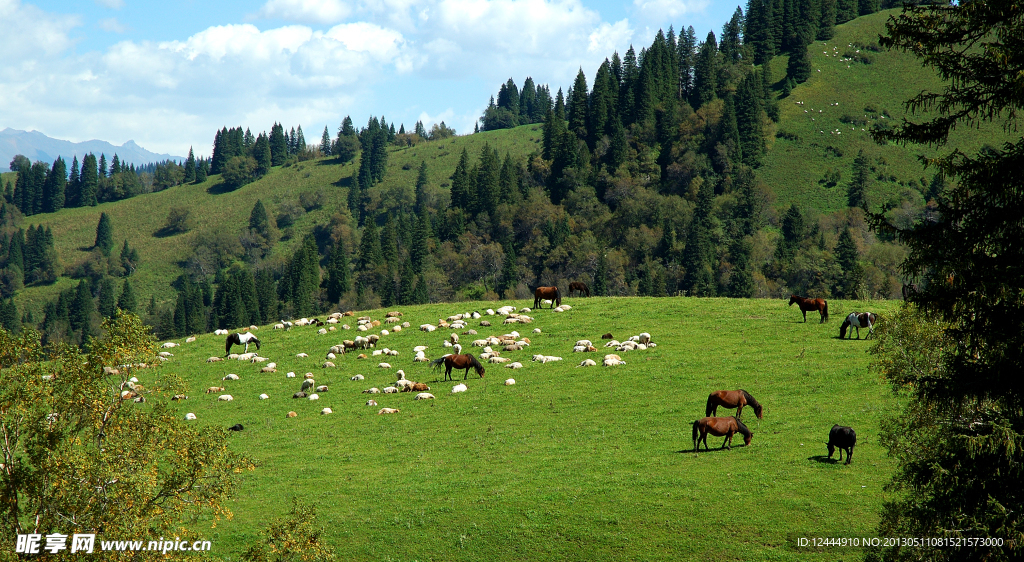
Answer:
xmin=131 ymin=303 xmax=656 ymax=424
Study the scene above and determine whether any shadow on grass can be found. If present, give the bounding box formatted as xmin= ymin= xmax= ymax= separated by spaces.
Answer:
xmin=205 ymin=180 xmax=236 ymax=195
xmin=152 ymin=227 xmax=187 ymax=238
xmin=807 ymin=455 xmax=843 ymax=464
xmin=679 ymin=444 xmax=750 ymax=454
xmin=333 ymin=175 xmax=353 ymax=188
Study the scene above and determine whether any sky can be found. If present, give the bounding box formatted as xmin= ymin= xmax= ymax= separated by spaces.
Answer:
xmin=0 ymin=0 xmax=741 ymax=158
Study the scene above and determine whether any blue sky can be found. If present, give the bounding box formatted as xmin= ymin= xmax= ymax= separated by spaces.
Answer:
xmin=1 ymin=0 xmax=740 ymax=157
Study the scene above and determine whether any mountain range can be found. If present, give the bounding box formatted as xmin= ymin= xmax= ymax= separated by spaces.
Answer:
xmin=1 ymin=128 xmax=185 ymax=169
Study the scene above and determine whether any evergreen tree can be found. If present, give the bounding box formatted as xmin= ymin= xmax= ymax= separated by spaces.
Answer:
xmin=325 ymin=241 xmax=351 ymax=304
xmin=69 ymin=280 xmax=95 ymax=336
xmin=184 ymin=147 xmax=196 ymax=183
xmin=270 ymin=123 xmax=287 ymax=166
xmin=117 ymin=278 xmax=137 ymax=313
xmin=254 ymin=268 xmax=278 ymax=324
xmin=682 ymin=180 xmax=717 ymax=296
xmin=786 ymin=34 xmax=812 ymax=84
xmin=728 ymin=238 xmax=755 ymax=297
xmin=848 ymin=149 xmax=870 ymax=210
xmin=398 ymin=257 xmax=416 ymax=305
xmin=836 ymin=0 xmax=857 ymax=23
xmin=567 ymin=69 xmax=590 ymax=140
xmin=720 ymin=7 xmax=745 ymax=63
xmin=817 ymin=0 xmax=837 ymax=40
xmin=66 ymin=156 xmax=80 ymax=207
xmin=253 ymin=133 xmax=272 ymax=177
xmin=496 ymin=244 xmax=517 ymax=297
xmin=249 ymin=199 xmax=272 ymax=241
xmin=0 ymin=297 xmax=18 ymax=332
xmin=80 ymin=154 xmax=99 ymax=207
xmin=414 ymin=161 xmax=430 ymax=215
xmin=833 ymin=227 xmax=862 ymax=298
xmin=97 ymin=277 xmax=116 ymax=318
xmin=94 ymin=212 xmax=114 ymax=255
xmin=736 ymin=73 xmax=766 ymax=167
xmin=98 ymin=154 xmax=107 ymax=179
xmin=411 ymin=212 xmax=430 ymax=273
xmin=320 ymin=126 xmax=332 ymax=156
xmin=476 ymin=144 xmax=500 ymax=216
xmin=43 ymin=157 xmax=66 ymax=213
xmin=295 ymin=125 xmax=306 ymax=153
xmin=678 ymin=27 xmax=698 ymax=100
xmin=692 ymin=32 xmax=719 ymax=109
xmin=412 ymin=273 xmax=429 ymax=304
xmin=195 ymin=158 xmax=208 ymax=183
xmin=449 ymin=149 xmax=474 ymax=212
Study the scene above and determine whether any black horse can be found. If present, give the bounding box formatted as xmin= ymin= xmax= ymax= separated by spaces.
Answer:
xmin=225 ymin=332 xmax=261 ymax=355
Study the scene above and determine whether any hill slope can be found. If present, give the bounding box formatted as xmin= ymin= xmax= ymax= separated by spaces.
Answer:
xmin=148 ymin=296 xmax=899 ymax=560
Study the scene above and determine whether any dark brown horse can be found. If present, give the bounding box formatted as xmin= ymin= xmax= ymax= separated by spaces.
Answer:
xmin=568 ymin=281 xmax=591 ymax=297
xmin=788 ymin=295 xmax=829 ymax=323
xmin=692 ymin=417 xmax=753 ymax=451
xmin=706 ymin=390 xmax=763 ymax=419
xmin=534 ymin=286 xmax=561 ymax=308
xmin=429 ymin=353 xmax=486 ymax=381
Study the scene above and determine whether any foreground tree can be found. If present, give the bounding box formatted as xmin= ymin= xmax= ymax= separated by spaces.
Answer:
xmin=0 ymin=311 xmax=249 ymax=557
xmin=867 ymin=2 xmax=1024 ymax=560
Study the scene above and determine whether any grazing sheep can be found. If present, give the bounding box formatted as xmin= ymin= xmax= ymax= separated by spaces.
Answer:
xmin=601 ymin=333 xmax=613 ymax=339
xmin=316 ymin=385 xmax=328 ymax=392
xmin=504 ymin=378 xmax=516 ymax=385
xmin=323 ymin=361 xmax=336 ymax=368
xmin=223 ymin=374 xmax=240 ymax=381
xmin=378 ymin=408 xmax=400 ymax=414
xmin=378 ymin=362 xmax=392 ymax=369
xmin=490 ymin=357 xmax=511 ymax=364
xmin=363 ymin=387 xmax=381 ymax=394
xmin=385 ymin=317 xmax=400 ymax=324
xmin=293 ymin=392 xmax=308 ymax=399
xmin=383 ymin=386 xmax=399 ymax=394
xmin=287 ymin=411 xmax=297 ymax=418
xmin=184 ymin=413 xmax=197 ymax=420
xmin=274 ymin=324 xmax=285 ymax=329
xmin=259 ymin=394 xmax=269 ymax=400
xmin=206 ymin=386 xmax=226 ymax=394
xmin=451 ymin=384 xmax=467 ymax=393
xmin=572 ymin=346 xmax=588 ymax=353
xmin=413 ymin=355 xmax=429 ymax=363
xmin=357 ymin=325 xmax=368 ymax=332
xmin=578 ymin=359 xmax=597 ymax=367
xmin=296 ymin=352 xmax=308 ymax=358
xmin=227 ymin=354 xmax=240 ymax=359
xmin=394 ymin=379 xmax=414 ymax=390
xmin=261 ymin=367 xmax=277 ymax=373
xmin=159 ymin=351 xmax=173 ymax=357
xmin=357 ymin=354 xmax=367 ymax=359
xmin=301 ymin=379 xmax=315 ymax=392
xmin=506 ymin=362 xmax=523 ymax=369
xmin=415 ymin=393 xmax=435 ymax=400
xmin=218 ymin=395 xmax=233 ymax=401
xmin=638 ymin=332 xmax=652 ymax=345
xmin=304 ymin=373 xmax=314 ymax=379
xmin=327 ymin=352 xmax=337 ymax=359
xmin=161 ymin=342 xmax=178 ymax=348
xmin=286 ymin=372 xmax=296 ymax=378
xmin=351 ymin=374 xmax=365 ymax=381
xmin=172 ymin=394 xmax=188 ymax=401
xmin=321 ymin=408 xmax=333 ymax=415
xmin=308 ymin=394 xmax=319 ymax=401
xmin=373 ymin=349 xmax=385 ymax=356
xmin=133 ymin=396 xmax=146 ymax=403
xmin=480 ymin=320 xmax=491 ymax=327
xmin=214 ymin=329 xmax=229 ymax=335
xmin=543 ymin=356 xmax=563 ymax=362
xmin=206 ymin=357 xmax=223 ymax=363
xmin=413 ymin=345 xmax=428 ymax=352
xmin=420 ymin=324 xmax=436 ymax=332
xmin=366 ymin=399 xmax=378 ymax=406
xmin=604 ymin=340 xmax=621 ymax=347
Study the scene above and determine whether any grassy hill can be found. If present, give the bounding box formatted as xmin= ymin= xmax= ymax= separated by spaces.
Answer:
xmin=760 ymin=10 xmax=1011 ymax=214
xmin=148 ymin=296 xmax=900 ymax=560
xmin=10 ymin=9 xmax=1008 ymax=318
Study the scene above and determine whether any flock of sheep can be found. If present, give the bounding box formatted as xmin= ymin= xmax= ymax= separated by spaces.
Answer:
xmin=143 ymin=301 xmax=655 ymax=422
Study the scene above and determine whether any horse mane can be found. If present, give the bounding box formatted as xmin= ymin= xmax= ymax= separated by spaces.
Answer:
xmin=467 ymin=354 xmax=485 ymax=373
xmin=733 ymin=417 xmax=752 ymax=438
xmin=741 ymin=391 xmax=765 ymax=415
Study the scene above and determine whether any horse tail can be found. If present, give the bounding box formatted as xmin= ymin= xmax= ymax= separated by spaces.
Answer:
xmin=585 ymin=284 xmax=590 ymax=297
xmin=429 ymin=356 xmax=446 ymax=371
xmin=225 ymin=335 xmax=232 ymax=355
xmin=822 ymin=300 xmax=829 ymax=322
xmin=692 ymin=420 xmax=700 ymax=448
xmin=555 ymin=287 xmax=561 ymax=306
xmin=705 ymin=394 xmax=715 ymax=418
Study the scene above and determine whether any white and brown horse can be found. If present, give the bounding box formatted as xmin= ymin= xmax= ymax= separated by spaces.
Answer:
xmin=225 ymin=332 xmax=261 ymax=355
xmin=839 ymin=312 xmax=876 ymax=339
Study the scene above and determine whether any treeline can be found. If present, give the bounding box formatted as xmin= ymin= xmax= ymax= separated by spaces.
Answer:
xmin=480 ymin=78 xmax=554 ymax=131
xmin=0 ymin=201 xmax=59 ymax=297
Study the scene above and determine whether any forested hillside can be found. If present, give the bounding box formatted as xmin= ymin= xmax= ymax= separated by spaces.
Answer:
xmin=0 ymin=4 xmax=995 ymax=346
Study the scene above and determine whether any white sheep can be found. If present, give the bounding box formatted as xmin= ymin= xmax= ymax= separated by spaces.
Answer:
xmin=286 ymin=372 xmax=296 ymax=378
xmin=318 ymin=328 xmax=328 ymax=335
xmin=218 ymin=395 xmax=233 ymax=401
xmin=378 ymin=362 xmax=392 ymax=369
xmin=161 ymin=342 xmax=178 ymax=348
xmin=351 ymin=374 xmax=365 ymax=381
xmin=383 ymin=386 xmax=399 ymax=394
xmin=308 ymin=394 xmax=319 ymax=401
xmin=223 ymin=374 xmax=240 ymax=381
xmin=259 ymin=394 xmax=269 ymax=400
xmin=320 ymin=408 xmax=333 ymax=415
xmin=296 ymin=352 xmax=308 ymax=358
xmin=301 ymin=379 xmax=315 ymax=392
xmin=506 ymin=362 xmax=523 ymax=369
xmin=578 ymin=359 xmax=597 ymax=367
xmin=504 ymin=378 xmax=516 ymax=385
xmin=363 ymin=387 xmax=381 ymax=394
xmin=366 ymin=399 xmax=378 ymax=406
xmin=415 ymin=393 xmax=435 ymax=400
xmin=184 ymin=412 xmax=197 ymax=420
xmin=451 ymin=384 xmax=467 ymax=393
xmin=323 ymin=361 xmax=336 ymax=368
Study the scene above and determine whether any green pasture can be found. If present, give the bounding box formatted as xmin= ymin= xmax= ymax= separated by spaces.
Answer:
xmin=148 ymin=296 xmax=901 ymax=561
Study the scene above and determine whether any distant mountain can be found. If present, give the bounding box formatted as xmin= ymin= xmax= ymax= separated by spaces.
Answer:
xmin=0 ymin=128 xmax=185 ymax=169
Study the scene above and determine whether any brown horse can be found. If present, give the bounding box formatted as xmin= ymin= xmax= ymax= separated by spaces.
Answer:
xmin=429 ymin=353 xmax=486 ymax=381
xmin=706 ymin=390 xmax=763 ymax=419
xmin=788 ymin=295 xmax=829 ymax=323
xmin=534 ymin=286 xmax=561 ymax=308
xmin=568 ymin=281 xmax=591 ymax=297
xmin=692 ymin=417 xmax=753 ymax=451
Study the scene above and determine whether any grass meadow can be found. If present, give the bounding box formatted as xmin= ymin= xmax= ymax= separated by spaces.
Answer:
xmin=150 ymin=296 xmax=902 ymax=561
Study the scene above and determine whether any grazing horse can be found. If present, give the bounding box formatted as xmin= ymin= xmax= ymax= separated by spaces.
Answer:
xmin=826 ymin=425 xmax=856 ymax=464
xmin=568 ymin=281 xmax=591 ymax=297
xmin=788 ymin=295 xmax=829 ymax=323
xmin=534 ymin=286 xmax=561 ymax=309
xmin=225 ymin=332 xmax=261 ymax=355
xmin=692 ymin=416 xmax=753 ymax=451
xmin=429 ymin=353 xmax=486 ymax=381
xmin=706 ymin=390 xmax=764 ymax=420
xmin=840 ymin=312 xmax=876 ymax=339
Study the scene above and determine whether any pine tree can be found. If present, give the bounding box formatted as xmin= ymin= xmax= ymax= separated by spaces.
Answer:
xmin=449 ymin=149 xmax=474 ymax=212
xmin=195 ymin=158 xmax=208 ymax=183
xmin=253 ymin=133 xmax=272 ymax=177
xmin=184 ymin=147 xmax=196 ymax=183
xmin=97 ymin=277 xmax=116 ymax=318
xmin=567 ymin=69 xmax=590 ymax=141
xmin=413 ymin=273 xmax=429 ymax=304
xmin=836 ymin=0 xmax=857 ymax=24
xmin=0 ymin=297 xmax=18 ymax=332
xmin=736 ymin=73 xmax=766 ymax=167
xmin=411 ymin=212 xmax=430 ymax=273
xmin=593 ymin=252 xmax=608 ymax=296
xmin=94 ymin=212 xmax=114 ymax=255
xmin=848 ymin=149 xmax=870 ymax=210
xmin=786 ymin=34 xmax=813 ymax=84
xmin=43 ymin=157 xmax=66 ymax=213
xmin=70 ymin=280 xmax=95 ymax=337
xmin=320 ymin=126 xmax=332 ymax=156
xmin=117 ymin=278 xmax=137 ymax=313
xmin=270 ymin=123 xmax=287 ymax=166
xmin=98 ymin=154 xmax=107 ymax=179
xmin=728 ymin=238 xmax=755 ymax=297
xmin=682 ymin=180 xmax=717 ymax=296
xmin=249 ymin=199 xmax=272 ymax=241
xmin=817 ymin=0 xmax=837 ymax=40
xmin=66 ymin=156 xmax=80 ymax=207
xmin=692 ymin=32 xmax=719 ymax=109
xmin=833 ymin=227 xmax=862 ymax=298
xmin=254 ymin=268 xmax=278 ymax=324
xmin=476 ymin=144 xmax=500 ymax=216
xmin=80 ymin=154 xmax=99 ymax=207
xmin=325 ymin=241 xmax=351 ymax=304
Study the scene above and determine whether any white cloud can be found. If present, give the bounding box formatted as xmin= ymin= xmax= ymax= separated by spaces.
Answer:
xmin=0 ymin=0 xmax=81 ymax=58
xmin=588 ymin=19 xmax=631 ymax=53
xmin=99 ymin=17 xmax=126 ymax=33
xmin=94 ymin=0 xmax=124 ymax=8
xmin=632 ymin=0 xmax=708 ymax=22
xmin=255 ymin=0 xmax=352 ymax=24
